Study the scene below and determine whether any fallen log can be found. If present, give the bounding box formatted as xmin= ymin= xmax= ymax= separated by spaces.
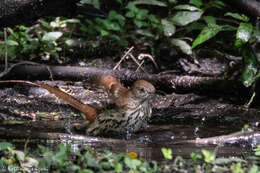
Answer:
xmin=0 ymin=64 xmax=247 ymax=95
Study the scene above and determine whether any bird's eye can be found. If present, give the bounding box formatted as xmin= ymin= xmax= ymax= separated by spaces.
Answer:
xmin=139 ymin=88 xmax=145 ymax=93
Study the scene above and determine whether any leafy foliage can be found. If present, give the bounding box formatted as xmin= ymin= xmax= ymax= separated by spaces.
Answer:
xmin=1 ymin=142 xmax=260 ymax=172
xmin=0 ymin=0 xmax=259 ymax=86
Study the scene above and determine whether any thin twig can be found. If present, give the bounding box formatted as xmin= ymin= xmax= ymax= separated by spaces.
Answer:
xmin=128 ymin=53 xmax=147 ymax=73
xmin=113 ymin=46 xmax=134 ymax=70
xmin=4 ymin=28 xmax=8 ymax=71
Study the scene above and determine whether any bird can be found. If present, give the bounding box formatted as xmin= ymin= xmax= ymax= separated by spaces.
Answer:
xmin=0 ymin=76 xmax=155 ymax=136
xmin=86 ymin=76 xmax=155 ymax=136
xmin=0 ymin=0 xmax=106 ymax=28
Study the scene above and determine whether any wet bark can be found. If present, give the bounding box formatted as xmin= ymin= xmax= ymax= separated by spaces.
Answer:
xmin=0 ymin=125 xmax=259 ymax=147
xmin=176 ymin=130 xmax=260 ymax=146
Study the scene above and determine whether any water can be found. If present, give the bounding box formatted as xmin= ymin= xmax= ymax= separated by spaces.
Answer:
xmin=65 ymin=124 xmax=255 ymax=161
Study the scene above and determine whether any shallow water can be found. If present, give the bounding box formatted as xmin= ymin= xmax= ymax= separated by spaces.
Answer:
xmin=66 ymin=124 xmax=254 ymax=161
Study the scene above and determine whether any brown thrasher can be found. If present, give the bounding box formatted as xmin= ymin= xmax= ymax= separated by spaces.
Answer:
xmin=0 ymin=76 xmax=155 ymax=136
xmin=87 ymin=76 xmax=155 ymax=136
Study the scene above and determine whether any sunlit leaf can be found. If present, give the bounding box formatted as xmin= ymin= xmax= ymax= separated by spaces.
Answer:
xmin=171 ymin=39 xmax=192 ymax=55
xmin=7 ymin=40 xmax=19 ymax=46
xmin=133 ymin=0 xmax=167 ymax=7
xmin=13 ymin=150 xmax=25 ymax=161
xmin=202 ymin=149 xmax=216 ymax=163
xmin=249 ymin=165 xmax=259 ymax=173
xmin=174 ymin=5 xmax=199 ymax=11
xmin=161 ymin=148 xmax=173 ymax=160
xmin=231 ymin=163 xmax=244 ymax=173
xmin=171 ymin=11 xmax=203 ymax=26
xmin=63 ymin=19 xmax=80 ymax=23
xmin=224 ymin=12 xmax=249 ymax=22
xmin=192 ymin=24 xmax=223 ymax=48
xmin=253 ymin=145 xmax=260 ymax=156
xmin=161 ymin=19 xmax=176 ymax=37
xmin=42 ymin=32 xmax=63 ymax=41
xmin=235 ymin=23 xmax=253 ymax=48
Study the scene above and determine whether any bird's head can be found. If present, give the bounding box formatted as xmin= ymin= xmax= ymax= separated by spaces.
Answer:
xmin=131 ymin=80 xmax=155 ymax=100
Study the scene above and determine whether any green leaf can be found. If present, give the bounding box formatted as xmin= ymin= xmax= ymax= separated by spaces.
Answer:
xmin=168 ymin=0 xmax=177 ymax=4
xmin=192 ymin=24 xmax=223 ymax=48
xmin=55 ymin=145 xmax=68 ymax=164
xmin=101 ymin=161 xmax=112 ymax=170
xmin=26 ymin=157 xmax=39 ymax=167
xmin=224 ymin=12 xmax=249 ymax=22
xmin=254 ymin=145 xmax=260 ymax=156
xmin=174 ymin=5 xmax=199 ymax=11
xmin=185 ymin=22 xmax=205 ymax=33
xmin=161 ymin=148 xmax=173 ymax=160
xmin=133 ymin=0 xmax=167 ymax=7
xmin=190 ymin=152 xmax=202 ymax=162
xmin=0 ymin=142 xmax=13 ymax=150
xmin=126 ymin=11 xmax=135 ymax=18
xmin=249 ymin=165 xmax=259 ymax=173
xmin=134 ymin=19 xmax=147 ymax=28
xmin=13 ymin=150 xmax=25 ymax=161
xmin=201 ymin=149 xmax=216 ymax=163
xmin=116 ymin=0 xmax=122 ymax=4
xmin=108 ymin=11 xmax=125 ymax=26
xmin=204 ymin=16 xmax=216 ymax=25
xmin=42 ymin=32 xmax=63 ymax=41
xmin=161 ymin=19 xmax=176 ymax=37
xmin=171 ymin=11 xmax=203 ymax=26
xmin=7 ymin=40 xmax=19 ymax=46
xmin=112 ymin=162 xmax=123 ymax=173
xmin=63 ymin=19 xmax=80 ymax=23
xmin=241 ymin=45 xmax=258 ymax=87
xmin=231 ymin=162 xmax=244 ymax=173
xmin=189 ymin=0 xmax=203 ymax=7
xmin=213 ymin=157 xmax=246 ymax=164
xmin=124 ymin=157 xmax=141 ymax=170
xmin=235 ymin=23 xmax=253 ymax=48
xmin=100 ymin=29 xmax=109 ymax=36
xmin=85 ymin=152 xmax=97 ymax=167
xmin=97 ymin=19 xmax=121 ymax=31
xmin=136 ymin=9 xmax=149 ymax=20
xmin=205 ymin=0 xmax=226 ymax=9
xmin=171 ymin=39 xmax=192 ymax=55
